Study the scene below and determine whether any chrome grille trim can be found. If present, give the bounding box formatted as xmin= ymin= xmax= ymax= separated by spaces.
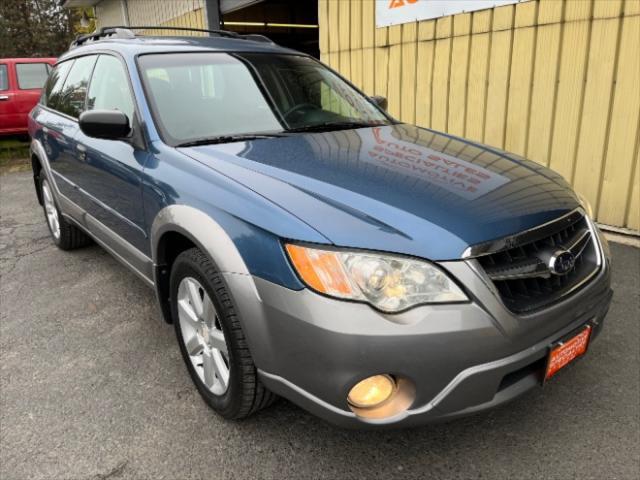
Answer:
xmin=461 ymin=207 xmax=585 ymax=259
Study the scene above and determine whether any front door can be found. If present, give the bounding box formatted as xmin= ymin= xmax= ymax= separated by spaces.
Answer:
xmin=72 ymin=54 xmax=151 ymax=269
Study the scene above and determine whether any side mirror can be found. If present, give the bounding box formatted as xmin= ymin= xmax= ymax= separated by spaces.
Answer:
xmin=370 ymin=95 xmax=388 ymax=111
xmin=79 ymin=109 xmax=130 ymax=140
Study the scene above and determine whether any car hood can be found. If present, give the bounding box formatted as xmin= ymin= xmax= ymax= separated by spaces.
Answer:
xmin=181 ymin=124 xmax=579 ymax=260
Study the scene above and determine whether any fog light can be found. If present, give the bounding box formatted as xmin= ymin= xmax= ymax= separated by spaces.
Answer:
xmin=347 ymin=374 xmax=396 ymax=409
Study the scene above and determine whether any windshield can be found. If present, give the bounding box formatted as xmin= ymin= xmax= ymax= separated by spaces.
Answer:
xmin=138 ymin=53 xmax=392 ymax=145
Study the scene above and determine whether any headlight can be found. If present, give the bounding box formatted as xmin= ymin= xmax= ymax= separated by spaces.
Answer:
xmin=285 ymin=244 xmax=468 ymax=313
xmin=576 ymin=192 xmax=594 ymax=218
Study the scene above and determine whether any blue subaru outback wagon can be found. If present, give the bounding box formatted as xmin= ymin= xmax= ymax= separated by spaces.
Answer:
xmin=29 ymin=27 xmax=613 ymax=428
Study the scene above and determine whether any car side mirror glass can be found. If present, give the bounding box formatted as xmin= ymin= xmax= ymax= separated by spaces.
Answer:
xmin=79 ymin=109 xmax=130 ymax=140
xmin=370 ymin=95 xmax=388 ymax=111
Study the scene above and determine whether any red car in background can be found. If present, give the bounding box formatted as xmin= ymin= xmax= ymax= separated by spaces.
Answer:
xmin=0 ymin=57 xmax=56 ymax=136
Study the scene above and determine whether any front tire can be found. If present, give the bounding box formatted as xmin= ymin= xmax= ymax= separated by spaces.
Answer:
xmin=39 ymin=176 xmax=91 ymax=250
xmin=170 ymin=247 xmax=276 ymax=419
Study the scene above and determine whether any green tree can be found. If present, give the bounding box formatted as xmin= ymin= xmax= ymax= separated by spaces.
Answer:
xmin=0 ymin=0 xmax=91 ymax=57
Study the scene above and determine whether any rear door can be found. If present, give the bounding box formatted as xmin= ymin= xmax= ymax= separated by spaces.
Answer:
xmin=33 ymin=58 xmax=77 ymax=201
xmin=39 ymin=56 xmax=96 ymax=207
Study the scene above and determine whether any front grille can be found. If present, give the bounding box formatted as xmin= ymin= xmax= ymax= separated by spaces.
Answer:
xmin=477 ymin=213 xmax=600 ymax=314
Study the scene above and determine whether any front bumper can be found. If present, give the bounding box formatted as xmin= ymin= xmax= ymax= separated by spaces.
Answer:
xmin=225 ymin=253 xmax=612 ymax=428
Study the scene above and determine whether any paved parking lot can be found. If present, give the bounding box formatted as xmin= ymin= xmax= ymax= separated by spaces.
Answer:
xmin=1 ymin=170 xmax=639 ymax=480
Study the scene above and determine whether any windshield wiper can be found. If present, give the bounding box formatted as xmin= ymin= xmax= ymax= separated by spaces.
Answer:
xmin=175 ymin=122 xmax=380 ymax=146
xmin=285 ymin=121 xmax=379 ymax=134
xmin=176 ymin=133 xmax=286 ymax=148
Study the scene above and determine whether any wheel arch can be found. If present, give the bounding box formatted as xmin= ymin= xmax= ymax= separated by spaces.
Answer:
xmin=150 ymin=204 xmax=253 ymax=324
xmin=30 ymin=138 xmax=60 ymax=205
xmin=31 ymin=150 xmax=44 ymax=205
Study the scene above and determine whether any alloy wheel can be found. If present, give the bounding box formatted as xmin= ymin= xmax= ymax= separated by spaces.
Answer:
xmin=42 ymin=179 xmax=60 ymax=240
xmin=177 ymin=277 xmax=230 ymax=395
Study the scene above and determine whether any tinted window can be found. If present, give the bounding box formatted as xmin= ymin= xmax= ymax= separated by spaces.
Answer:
xmin=16 ymin=63 xmax=50 ymax=89
xmin=0 ymin=65 xmax=7 ymax=91
xmin=87 ymin=55 xmax=135 ymax=121
xmin=56 ymin=55 xmax=97 ymax=118
xmin=43 ymin=60 xmax=74 ymax=109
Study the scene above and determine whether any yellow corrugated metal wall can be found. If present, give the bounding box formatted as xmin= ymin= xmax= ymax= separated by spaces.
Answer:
xmin=129 ymin=0 xmax=206 ymax=34
xmin=96 ymin=0 xmax=206 ymax=34
xmin=319 ymin=0 xmax=640 ymax=231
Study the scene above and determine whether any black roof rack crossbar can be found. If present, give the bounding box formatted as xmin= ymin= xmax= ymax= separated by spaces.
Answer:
xmin=70 ymin=26 xmax=274 ymax=48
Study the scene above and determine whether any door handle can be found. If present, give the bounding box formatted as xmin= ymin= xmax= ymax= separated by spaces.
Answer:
xmin=0 ymin=95 xmax=9 ymax=101
xmin=76 ymin=143 xmax=87 ymax=161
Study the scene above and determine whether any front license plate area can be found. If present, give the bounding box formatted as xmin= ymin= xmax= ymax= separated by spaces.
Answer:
xmin=545 ymin=325 xmax=592 ymax=381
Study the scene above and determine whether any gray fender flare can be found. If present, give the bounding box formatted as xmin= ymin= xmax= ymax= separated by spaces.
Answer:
xmin=150 ymin=204 xmax=261 ymax=323
xmin=150 ymin=204 xmax=251 ymax=275
xmin=30 ymin=139 xmax=57 ymax=200
xmin=150 ymin=205 xmax=269 ymax=368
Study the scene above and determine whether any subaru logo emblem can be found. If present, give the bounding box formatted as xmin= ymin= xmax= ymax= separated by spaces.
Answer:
xmin=549 ymin=250 xmax=576 ymax=276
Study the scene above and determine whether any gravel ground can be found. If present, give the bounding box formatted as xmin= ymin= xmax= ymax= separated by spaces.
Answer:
xmin=1 ymin=170 xmax=639 ymax=480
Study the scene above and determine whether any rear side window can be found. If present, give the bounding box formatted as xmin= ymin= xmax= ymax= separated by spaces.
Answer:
xmin=43 ymin=60 xmax=74 ymax=110
xmin=86 ymin=55 xmax=135 ymax=121
xmin=0 ymin=65 xmax=8 ymax=91
xmin=16 ymin=63 xmax=50 ymax=89
xmin=56 ymin=55 xmax=97 ymax=118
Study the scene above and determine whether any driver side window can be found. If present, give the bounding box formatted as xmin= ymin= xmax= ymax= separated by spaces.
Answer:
xmin=320 ymin=80 xmax=358 ymax=118
xmin=87 ymin=55 xmax=135 ymax=121
xmin=269 ymin=61 xmax=360 ymax=120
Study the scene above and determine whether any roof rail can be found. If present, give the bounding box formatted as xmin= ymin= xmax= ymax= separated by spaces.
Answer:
xmin=71 ymin=27 xmax=135 ymax=48
xmin=70 ymin=26 xmax=275 ymax=49
xmin=241 ymin=34 xmax=275 ymax=44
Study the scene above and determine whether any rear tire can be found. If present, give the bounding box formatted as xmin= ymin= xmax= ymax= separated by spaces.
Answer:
xmin=170 ymin=247 xmax=276 ymax=419
xmin=39 ymin=176 xmax=92 ymax=250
